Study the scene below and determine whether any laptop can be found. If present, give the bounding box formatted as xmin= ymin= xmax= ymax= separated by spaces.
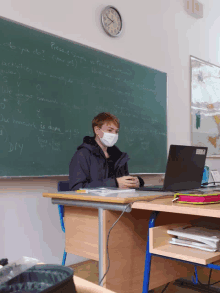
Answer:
xmin=138 ymin=144 xmax=208 ymax=192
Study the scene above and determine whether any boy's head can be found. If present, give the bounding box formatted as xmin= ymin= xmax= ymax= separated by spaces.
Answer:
xmin=92 ymin=112 xmax=120 ymax=137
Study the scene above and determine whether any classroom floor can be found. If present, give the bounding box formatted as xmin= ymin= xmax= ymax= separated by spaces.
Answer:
xmin=69 ymin=260 xmax=220 ymax=292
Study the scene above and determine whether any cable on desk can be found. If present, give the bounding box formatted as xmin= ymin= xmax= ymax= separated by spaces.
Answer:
xmin=196 ymin=269 xmax=220 ymax=292
xmin=201 ymin=182 xmax=220 ymax=186
xmin=208 ymin=269 xmax=213 ymax=291
xmin=210 ymin=279 xmax=220 ymax=286
xmin=161 ymin=282 xmax=170 ymax=293
xmin=98 ymin=194 xmax=173 ymax=286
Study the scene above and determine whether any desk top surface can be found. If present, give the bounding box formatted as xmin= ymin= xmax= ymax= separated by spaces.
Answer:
xmin=43 ymin=190 xmax=173 ymax=204
xmin=43 ymin=187 xmax=220 ymax=218
xmin=132 ymin=196 xmax=220 ymax=218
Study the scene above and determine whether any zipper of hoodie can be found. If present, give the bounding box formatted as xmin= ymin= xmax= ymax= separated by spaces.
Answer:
xmin=114 ymin=153 xmax=127 ymax=172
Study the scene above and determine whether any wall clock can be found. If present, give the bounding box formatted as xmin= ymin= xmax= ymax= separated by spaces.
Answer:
xmin=101 ymin=6 xmax=122 ymax=37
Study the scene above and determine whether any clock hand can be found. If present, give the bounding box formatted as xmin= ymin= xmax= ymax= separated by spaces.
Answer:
xmin=106 ymin=15 xmax=114 ymax=22
xmin=107 ymin=19 xmax=114 ymax=26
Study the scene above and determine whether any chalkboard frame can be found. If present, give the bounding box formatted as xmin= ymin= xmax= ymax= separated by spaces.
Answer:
xmin=0 ymin=16 xmax=168 ymax=177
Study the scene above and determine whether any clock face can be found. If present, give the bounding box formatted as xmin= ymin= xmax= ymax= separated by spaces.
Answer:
xmin=101 ymin=6 xmax=122 ymax=37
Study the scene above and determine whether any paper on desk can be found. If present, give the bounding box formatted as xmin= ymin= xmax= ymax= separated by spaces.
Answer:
xmin=167 ymin=225 xmax=220 ymax=250
xmin=169 ymin=238 xmax=217 ymax=252
xmin=79 ymin=187 xmax=136 ymax=196
xmin=211 ymin=170 xmax=220 ymax=185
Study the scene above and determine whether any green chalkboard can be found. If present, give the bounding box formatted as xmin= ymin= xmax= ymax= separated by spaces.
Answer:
xmin=0 ymin=17 xmax=167 ymax=176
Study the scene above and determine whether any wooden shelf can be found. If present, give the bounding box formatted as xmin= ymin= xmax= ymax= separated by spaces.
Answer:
xmin=149 ymin=223 xmax=220 ymax=265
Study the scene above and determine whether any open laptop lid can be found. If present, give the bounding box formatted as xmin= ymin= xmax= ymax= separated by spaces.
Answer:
xmin=163 ymin=145 xmax=208 ymax=191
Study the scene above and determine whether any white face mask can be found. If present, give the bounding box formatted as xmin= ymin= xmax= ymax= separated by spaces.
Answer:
xmin=100 ymin=131 xmax=118 ymax=147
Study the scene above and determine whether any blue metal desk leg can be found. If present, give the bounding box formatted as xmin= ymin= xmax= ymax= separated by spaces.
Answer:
xmin=58 ymin=204 xmax=67 ymax=266
xmin=142 ymin=211 xmax=159 ymax=293
xmin=62 ymin=250 xmax=67 ymax=266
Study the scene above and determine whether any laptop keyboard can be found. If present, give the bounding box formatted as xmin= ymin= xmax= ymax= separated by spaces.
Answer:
xmin=137 ymin=186 xmax=164 ymax=191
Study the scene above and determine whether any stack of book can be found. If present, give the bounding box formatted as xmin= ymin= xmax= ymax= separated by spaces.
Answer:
xmin=77 ymin=187 xmax=136 ymax=195
xmin=167 ymin=225 xmax=220 ymax=252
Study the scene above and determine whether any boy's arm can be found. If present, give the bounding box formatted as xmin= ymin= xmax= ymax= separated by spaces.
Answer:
xmin=117 ymin=162 xmax=145 ymax=187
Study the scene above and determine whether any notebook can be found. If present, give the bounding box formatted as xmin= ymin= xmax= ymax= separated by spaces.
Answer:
xmin=138 ymin=145 xmax=208 ymax=192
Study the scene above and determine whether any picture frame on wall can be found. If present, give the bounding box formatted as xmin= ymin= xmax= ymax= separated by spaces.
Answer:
xmin=191 ymin=55 xmax=220 ymax=157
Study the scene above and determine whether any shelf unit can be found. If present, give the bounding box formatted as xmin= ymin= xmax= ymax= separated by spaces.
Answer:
xmin=149 ymin=223 xmax=220 ymax=265
xmin=142 ymin=211 xmax=220 ymax=293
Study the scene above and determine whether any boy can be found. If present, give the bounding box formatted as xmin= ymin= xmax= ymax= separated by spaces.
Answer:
xmin=69 ymin=112 xmax=144 ymax=190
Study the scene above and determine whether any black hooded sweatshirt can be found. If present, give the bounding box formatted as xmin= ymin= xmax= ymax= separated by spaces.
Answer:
xmin=69 ymin=136 xmax=144 ymax=191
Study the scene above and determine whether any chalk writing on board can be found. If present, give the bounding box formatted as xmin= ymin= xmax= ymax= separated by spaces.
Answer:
xmin=0 ymin=114 xmax=9 ymax=123
xmin=50 ymin=142 xmax=61 ymax=152
xmin=126 ymin=137 xmax=135 ymax=147
xmin=15 ymin=92 xmax=33 ymax=101
xmin=95 ymin=106 xmax=107 ymax=113
xmin=51 ymin=43 xmax=87 ymax=63
xmin=141 ymin=142 xmax=150 ymax=150
xmin=50 ymin=42 xmax=87 ymax=62
xmin=90 ymin=60 xmax=132 ymax=76
xmin=3 ymin=42 xmax=17 ymax=50
xmin=67 ymin=129 xmax=79 ymax=136
xmin=39 ymin=129 xmax=63 ymax=135
xmin=65 ymin=129 xmax=75 ymax=139
xmin=37 ymin=136 xmax=61 ymax=151
xmin=40 ymin=123 xmax=45 ymax=130
xmin=37 ymin=97 xmax=58 ymax=104
xmin=36 ymin=109 xmax=41 ymax=118
xmin=0 ymin=68 xmax=18 ymax=77
xmin=1 ymin=41 xmax=47 ymax=60
xmin=2 ymin=42 xmax=30 ymax=55
xmin=13 ymin=118 xmax=37 ymax=129
xmin=33 ymin=48 xmax=45 ymax=59
xmin=49 ymin=74 xmax=74 ymax=85
xmin=90 ymin=76 xmax=139 ymax=100
xmin=51 ymin=42 xmax=70 ymax=55
xmin=48 ymin=124 xmax=61 ymax=132
xmin=0 ymin=103 xmax=5 ymax=109
xmin=8 ymin=142 xmax=23 ymax=155
xmin=0 ymin=125 xmax=8 ymax=142
xmin=51 ymin=54 xmax=77 ymax=68
xmin=36 ymin=84 xmax=43 ymax=94
xmin=1 ymin=61 xmax=33 ymax=74
xmin=114 ymin=104 xmax=139 ymax=116
xmin=36 ymin=70 xmax=47 ymax=77
xmin=113 ymin=109 xmax=137 ymax=119
xmin=2 ymin=85 xmax=13 ymax=95
xmin=91 ymin=66 xmax=154 ymax=94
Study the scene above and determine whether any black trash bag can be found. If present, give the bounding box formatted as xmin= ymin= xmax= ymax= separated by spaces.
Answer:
xmin=0 ymin=264 xmax=76 ymax=293
xmin=0 ymin=259 xmax=8 ymax=267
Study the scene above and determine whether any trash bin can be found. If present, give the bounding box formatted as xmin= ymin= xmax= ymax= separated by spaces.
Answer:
xmin=0 ymin=264 xmax=76 ymax=293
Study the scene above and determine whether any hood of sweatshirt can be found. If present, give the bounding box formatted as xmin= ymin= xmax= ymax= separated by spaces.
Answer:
xmin=77 ymin=136 xmax=129 ymax=165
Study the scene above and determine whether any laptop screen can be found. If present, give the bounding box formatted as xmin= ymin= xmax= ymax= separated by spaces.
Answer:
xmin=163 ymin=145 xmax=208 ymax=191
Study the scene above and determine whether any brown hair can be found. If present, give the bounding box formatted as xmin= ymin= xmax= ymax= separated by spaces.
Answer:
xmin=92 ymin=112 xmax=120 ymax=136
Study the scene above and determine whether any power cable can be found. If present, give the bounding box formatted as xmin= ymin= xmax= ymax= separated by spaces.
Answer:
xmin=98 ymin=194 xmax=172 ymax=286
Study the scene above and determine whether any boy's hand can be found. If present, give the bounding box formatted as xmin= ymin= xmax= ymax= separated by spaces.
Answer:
xmin=116 ymin=176 xmax=140 ymax=189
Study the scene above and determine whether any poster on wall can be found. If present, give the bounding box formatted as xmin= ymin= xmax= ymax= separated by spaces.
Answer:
xmin=191 ymin=56 xmax=220 ymax=157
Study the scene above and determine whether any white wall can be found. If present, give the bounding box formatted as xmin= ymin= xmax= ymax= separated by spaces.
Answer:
xmin=0 ymin=0 xmax=220 ymax=264
xmin=0 ymin=178 xmax=85 ymax=265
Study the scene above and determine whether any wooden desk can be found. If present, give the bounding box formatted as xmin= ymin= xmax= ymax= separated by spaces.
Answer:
xmin=74 ymin=276 xmax=116 ymax=293
xmin=43 ymin=189 xmax=220 ymax=293
xmin=133 ymin=195 xmax=220 ymax=217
